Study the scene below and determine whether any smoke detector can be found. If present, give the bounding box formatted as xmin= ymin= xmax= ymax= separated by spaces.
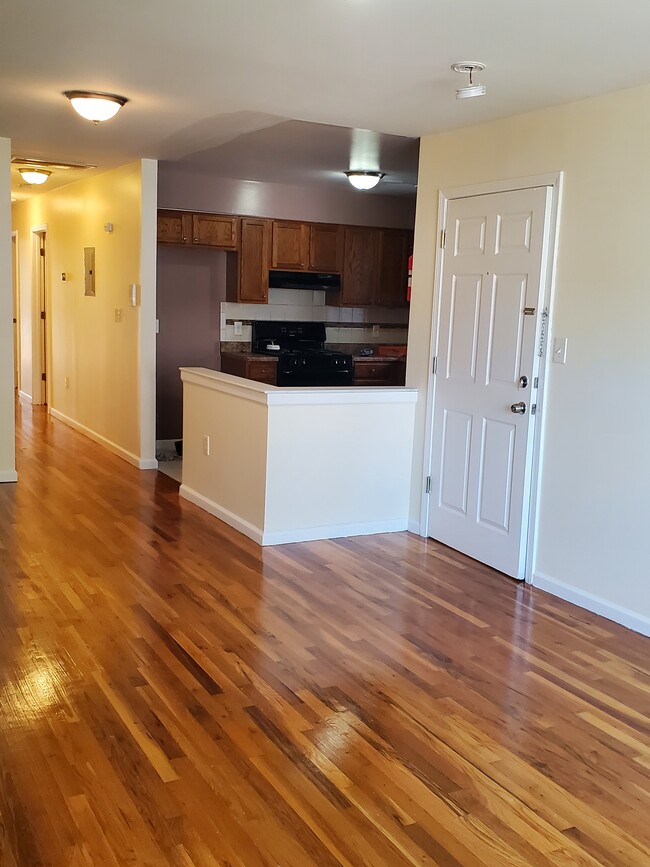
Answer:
xmin=452 ymin=62 xmax=487 ymax=99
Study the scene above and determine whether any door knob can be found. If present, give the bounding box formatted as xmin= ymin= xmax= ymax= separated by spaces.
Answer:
xmin=519 ymin=375 xmax=529 ymax=389
xmin=510 ymin=401 xmax=527 ymax=414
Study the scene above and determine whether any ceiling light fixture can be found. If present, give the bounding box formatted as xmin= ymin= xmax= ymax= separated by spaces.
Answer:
xmin=63 ymin=90 xmax=128 ymax=123
xmin=452 ymin=62 xmax=487 ymax=99
xmin=19 ymin=167 xmax=51 ymax=185
xmin=345 ymin=170 xmax=385 ymax=191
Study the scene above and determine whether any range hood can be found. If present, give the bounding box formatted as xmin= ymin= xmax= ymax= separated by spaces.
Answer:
xmin=268 ymin=270 xmax=341 ymax=291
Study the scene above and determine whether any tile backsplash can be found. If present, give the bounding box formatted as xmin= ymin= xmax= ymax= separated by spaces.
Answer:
xmin=221 ymin=288 xmax=409 ymax=345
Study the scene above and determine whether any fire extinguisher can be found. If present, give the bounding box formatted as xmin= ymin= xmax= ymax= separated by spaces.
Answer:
xmin=407 ymin=254 xmax=413 ymax=302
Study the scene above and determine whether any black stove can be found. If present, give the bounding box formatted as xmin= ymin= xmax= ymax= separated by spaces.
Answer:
xmin=252 ymin=321 xmax=354 ymax=387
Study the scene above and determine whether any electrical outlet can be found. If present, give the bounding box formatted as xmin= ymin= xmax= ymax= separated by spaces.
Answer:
xmin=114 ymin=308 xmax=122 ymax=323
xmin=372 ymin=324 xmax=380 ymax=335
xmin=234 ymin=321 xmax=243 ymax=336
xmin=202 ymin=434 xmax=210 ymax=456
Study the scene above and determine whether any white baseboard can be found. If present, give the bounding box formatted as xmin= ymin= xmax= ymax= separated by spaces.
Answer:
xmin=533 ymin=571 xmax=650 ymax=638
xmin=408 ymin=519 xmax=422 ymax=535
xmin=49 ymin=408 xmax=155 ymax=471
xmin=262 ymin=519 xmax=408 ymax=546
xmin=179 ymin=485 xmax=264 ymax=544
xmin=18 ymin=390 xmax=31 ymax=402
xmin=0 ymin=470 xmax=18 ymax=483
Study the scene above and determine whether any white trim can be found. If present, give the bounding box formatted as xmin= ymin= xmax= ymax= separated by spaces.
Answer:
xmin=11 ymin=230 xmax=20 ymax=394
xmin=30 ymin=224 xmax=48 ymax=406
xmin=49 ymin=407 xmax=156 ymax=470
xmin=179 ymin=485 xmax=264 ymax=544
xmin=408 ymin=519 xmax=421 ymax=534
xmin=139 ymin=159 xmax=158 ymax=468
xmin=420 ymin=173 xmax=564 ymax=581
xmin=262 ymin=519 xmax=408 ymax=546
xmin=0 ymin=470 xmax=18 ymax=483
xmin=533 ymin=571 xmax=650 ymax=638
xmin=18 ymin=389 xmax=31 ymax=402
xmin=180 ymin=367 xmax=418 ymax=407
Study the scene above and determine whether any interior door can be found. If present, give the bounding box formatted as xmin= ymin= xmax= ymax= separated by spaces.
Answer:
xmin=427 ymin=187 xmax=551 ymax=578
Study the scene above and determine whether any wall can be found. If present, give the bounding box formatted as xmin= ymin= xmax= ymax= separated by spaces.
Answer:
xmin=12 ymin=162 xmax=157 ymax=468
xmin=0 ymin=138 xmax=16 ymax=482
xmin=158 ymin=163 xmax=416 ymax=229
xmin=408 ymin=82 xmax=650 ymax=632
xmin=157 ymin=246 xmax=226 ymax=440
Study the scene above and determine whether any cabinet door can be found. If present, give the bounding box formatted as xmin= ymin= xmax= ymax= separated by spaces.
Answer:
xmin=376 ymin=230 xmax=411 ymax=307
xmin=157 ymin=211 xmax=191 ymax=244
xmin=353 ymin=359 xmax=394 ymax=385
xmin=341 ymin=227 xmax=379 ymax=306
xmin=192 ymin=214 xmax=240 ymax=250
xmin=272 ymin=221 xmax=309 ymax=270
xmin=309 ymin=224 xmax=343 ymax=272
xmin=239 ymin=218 xmax=271 ymax=303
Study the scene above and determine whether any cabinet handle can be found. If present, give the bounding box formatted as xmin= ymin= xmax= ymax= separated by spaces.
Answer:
xmin=182 ymin=236 xmax=187 ymax=242
xmin=193 ymin=237 xmax=198 ymax=242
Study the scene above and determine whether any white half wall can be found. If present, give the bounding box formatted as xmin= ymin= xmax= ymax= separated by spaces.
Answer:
xmin=0 ymin=138 xmax=17 ymax=483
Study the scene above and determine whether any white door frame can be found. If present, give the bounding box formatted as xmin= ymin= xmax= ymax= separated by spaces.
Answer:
xmin=30 ymin=224 xmax=49 ymax=405
xmin=419 ymin=172 xmax=564 ymax=583
xmin=11 ymin=231 xmax=20 ymax=393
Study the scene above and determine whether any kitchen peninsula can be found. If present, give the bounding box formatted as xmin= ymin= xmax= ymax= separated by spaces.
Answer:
xmin=179 ymin=367 xmax=418 ymax=545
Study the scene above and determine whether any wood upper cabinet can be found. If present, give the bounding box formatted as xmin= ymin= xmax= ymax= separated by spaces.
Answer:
xmin=271 ymin=221 xmax=309 ymax=270
xmin=340 ymin=227 xmax=379 ymax=306
xmin=376 ymin=229 xmax=411 ymax=307
xmin=192 ymin=214 xmax=240 ymax=250
xmin=227 ymin=218 xmax=271 ymax=303
xmin=157 ymin=211 xmax=192 ymax=244
xmin=309 ymin=224 xmax=343 ymax=272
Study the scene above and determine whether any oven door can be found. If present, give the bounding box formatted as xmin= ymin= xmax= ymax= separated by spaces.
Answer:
xmin=277 ymin=356 xmax=353 ymax=387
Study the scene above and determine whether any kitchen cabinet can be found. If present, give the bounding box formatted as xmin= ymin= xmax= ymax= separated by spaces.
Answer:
xmin=376 ymin=229 xmax=410 ymax=307
xmin=354 ymin=358 xmax=406 ymax=386
xmin=309 ymin=224 xmax=343 ymax=272
xmin=271 ymin=221 xmax=309 ymax=270
xmin=157 ymin=210 xmax=192 ymax=245
xmin=340 ymin=227 xmax=379 ymax=306
xmin=221 ymin=354 xmax=277 ymax=385
xmin=192 ymin=214 xmax=240 ymax=250
xmin=226 ymin=218 xmax=271 ymax=303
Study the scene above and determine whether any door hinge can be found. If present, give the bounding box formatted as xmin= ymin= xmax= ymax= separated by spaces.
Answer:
xmin=432 ymin=355 xmax=438 ymax=375
xmin=533 ymin=376 xmax=539 ymax=389
xmin=41 ymin=372 xmax=46 ymax=382
xmin=531 ymin=404 xmax=537 ymax=415
xmin=40 ymin=310 xmax=46 ymax=320
xmin=39 ymin=247 xmax=45 ymax=257
xmin=440 ymin=229 xmax=446 ymax=249
xmin=425 ymin=476 xmax=431 ymax=494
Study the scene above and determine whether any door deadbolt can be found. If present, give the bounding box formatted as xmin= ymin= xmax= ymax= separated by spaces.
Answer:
xmin=510 ymin=401 xmax=527 ymax=414
xmin=519 ymin=375 xmax=529 ymax=389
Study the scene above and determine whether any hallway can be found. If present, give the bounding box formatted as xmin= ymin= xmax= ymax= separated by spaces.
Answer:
xmin=0 ymin=402 xmax=649 ymax=866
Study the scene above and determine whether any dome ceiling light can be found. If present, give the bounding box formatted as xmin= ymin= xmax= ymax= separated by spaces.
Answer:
xmin=345 ymin=170 xmax=385 ymax=191
xmin=63 ymin=90 xmax=129 ymax=123
xmin=452 ymin=62 xmax=487 ymax=99
xmin=19 ymin=167 xmax=51 ymax=185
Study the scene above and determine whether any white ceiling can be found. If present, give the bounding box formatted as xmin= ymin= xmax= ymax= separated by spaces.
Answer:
xmin=3 ymin=0 xmax=650 ymax=198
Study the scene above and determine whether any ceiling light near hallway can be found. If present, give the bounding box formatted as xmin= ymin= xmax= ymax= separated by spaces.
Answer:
xmin=19 ymin=167 xmax=51 ymax=185
xmin=345 ymin=170 xmax=385 ymax=191
xmin=63 ymin=90 xmax=128 ymax=123
xmin=452 ymin=62 xmax=487 ymax=99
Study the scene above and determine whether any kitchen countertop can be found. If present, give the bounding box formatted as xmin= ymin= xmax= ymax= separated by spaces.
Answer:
xmin=220 ymin=350 xmax=278 ymax=362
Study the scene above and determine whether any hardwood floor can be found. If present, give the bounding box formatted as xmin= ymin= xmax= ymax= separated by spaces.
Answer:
xmin=1 ymin=402 xmax=649 ymax=866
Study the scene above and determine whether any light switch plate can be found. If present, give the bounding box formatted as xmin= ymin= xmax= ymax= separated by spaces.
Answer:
xmin=234 ymin=321 xmax=243 ymax=336
xmin=553 ymin=337 xmax=568 ymax=364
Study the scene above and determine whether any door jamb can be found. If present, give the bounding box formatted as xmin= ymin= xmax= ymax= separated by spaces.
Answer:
xmin=11 ymin=231 xmax=20 ymax=393
xmin=419 ymin=172 xmax=564 ymax=583
xmin=30 ymin=224 xmax=48 ymax=406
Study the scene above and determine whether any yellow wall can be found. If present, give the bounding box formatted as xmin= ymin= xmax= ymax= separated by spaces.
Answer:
xmin=0 ymin=138 xmax=16 ymax=481
xmin=12 ymin=162 xmax=149 ymax=464
xmin=408 ymin=82 xmax=650 ymax=626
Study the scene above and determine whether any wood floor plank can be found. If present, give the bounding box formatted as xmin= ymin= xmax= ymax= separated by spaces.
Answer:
xmin=0 ymin=400 xmax=649 ymax=865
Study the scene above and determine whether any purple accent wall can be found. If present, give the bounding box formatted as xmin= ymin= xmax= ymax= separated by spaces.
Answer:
xmin=156 ymin=246 xmax=226 ymax=440
xmin=158 ymin=164 xmax=416 ymax=229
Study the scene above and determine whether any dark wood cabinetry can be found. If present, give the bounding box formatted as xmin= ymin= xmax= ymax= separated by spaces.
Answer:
xmin=353 ymin=358 xmax=406 ymax=386
xmin=221 ymin=354 xmax=277 ymax=385
xmin=376 ymin=229 xmax=410 ymax=307
xmin=271 ymin=222 xmax=309 ymax=270
xmin=309 ymin=224 xmax=343 ymax=272
xmin=341 ymin=227 xmax=379 ymax=306
xmin=157 ymin=211 xmax=192 ymax=245
xmin=192 ymin=214 xmax=239 ymax=250
xmin=227 ymin=218 xmax=271 ymax=303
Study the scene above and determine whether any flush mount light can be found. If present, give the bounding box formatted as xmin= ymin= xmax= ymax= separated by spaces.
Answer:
xmin=19 ymin=167 xmax=51 ymax=185
xmin=452 ymin=62 xmax=487 ymax=99
xmin=63 ymin=90 xmax=128 ymax=123
xmin=345 ymin=170 xmax=385 ymax=191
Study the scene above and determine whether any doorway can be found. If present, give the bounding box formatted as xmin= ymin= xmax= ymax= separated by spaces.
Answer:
xmin=11 ymin=232 xmax=20 ymax=392
xmin=32 ymin=228 xmax=48 ymax=405
xmin=423 ymin=176 xmax=562 ymax=580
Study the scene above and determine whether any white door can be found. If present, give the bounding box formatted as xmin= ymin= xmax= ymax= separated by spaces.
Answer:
xmin=427 ymin=187 xmax=551 ymax=578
